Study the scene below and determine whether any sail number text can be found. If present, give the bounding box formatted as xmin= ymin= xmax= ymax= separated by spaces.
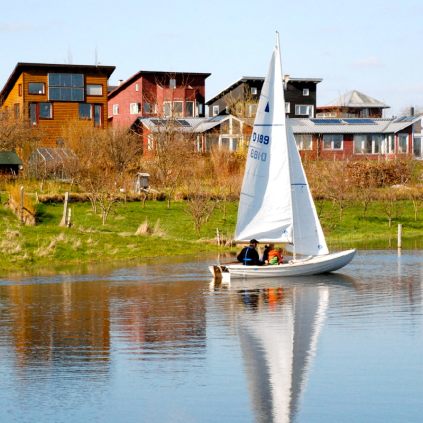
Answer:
xmin=252 ymin=132 xmax=270 ymax=145
xmin=250 ymin=148 xmax=267 ymax=161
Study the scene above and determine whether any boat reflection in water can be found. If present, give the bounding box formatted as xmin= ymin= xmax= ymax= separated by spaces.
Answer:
xmin=211 ymin=273 xmax=356 ymax=423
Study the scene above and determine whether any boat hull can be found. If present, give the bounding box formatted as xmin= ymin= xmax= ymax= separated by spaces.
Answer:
xmin=209 ymin=249 xmax=356 ymax=280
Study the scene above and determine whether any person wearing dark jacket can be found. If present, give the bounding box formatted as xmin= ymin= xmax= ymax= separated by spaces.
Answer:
xmin=237 ymin=239 xmax=265 ymax=266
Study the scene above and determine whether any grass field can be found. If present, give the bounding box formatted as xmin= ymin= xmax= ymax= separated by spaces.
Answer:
xmin=1 ymin=194 xmax=423 ymax=271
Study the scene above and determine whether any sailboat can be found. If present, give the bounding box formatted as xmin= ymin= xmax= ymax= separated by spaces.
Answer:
xmin=210 ymin=34 xmax=356 ymax=280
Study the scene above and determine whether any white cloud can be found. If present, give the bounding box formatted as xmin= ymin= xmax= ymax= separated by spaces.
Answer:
xmin=350 ymin=58 xmax=382 ymax=68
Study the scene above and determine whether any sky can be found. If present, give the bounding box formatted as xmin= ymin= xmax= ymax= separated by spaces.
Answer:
xmin=1 ymin=0 xmax=422 ymax=116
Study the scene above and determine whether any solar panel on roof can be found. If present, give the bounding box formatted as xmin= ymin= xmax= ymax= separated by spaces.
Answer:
xmin=310 ymin=119 xmax=343 ymax=124
xmin=342 ymin=118 xmax=376 ymax=124
xmin=178 ymin=119 xmax=191 ymax=126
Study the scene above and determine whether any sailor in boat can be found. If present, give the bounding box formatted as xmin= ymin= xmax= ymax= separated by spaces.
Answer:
xmin=237 ymin=239 xmax=265 ymax=266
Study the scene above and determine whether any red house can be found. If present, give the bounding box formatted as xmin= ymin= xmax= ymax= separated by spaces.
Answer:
xmin=108 ymin=71 xmax=211 ymax=128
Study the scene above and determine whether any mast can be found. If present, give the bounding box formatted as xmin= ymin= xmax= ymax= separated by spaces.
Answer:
xmin=276 ymin=32 xmax=296 ymax=260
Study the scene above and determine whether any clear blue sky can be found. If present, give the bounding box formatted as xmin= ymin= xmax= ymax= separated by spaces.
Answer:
xmin=1 ymin=0 xmax=421 ymax=116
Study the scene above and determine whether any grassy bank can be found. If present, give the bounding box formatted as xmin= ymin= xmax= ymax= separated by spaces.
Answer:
xmin=0 ymin=195 xmax=237 ymax=271
xmin=1 ymin=195 xmax=423 ymax=271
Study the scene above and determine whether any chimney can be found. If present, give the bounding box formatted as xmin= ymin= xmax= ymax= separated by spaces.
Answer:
xmin=118 ymin=79 xmax=123 ymax=86
xmin=411 ymin=107 xmax=415 ymax=116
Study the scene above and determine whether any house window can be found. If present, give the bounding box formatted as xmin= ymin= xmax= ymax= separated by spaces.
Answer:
xmin=303 ymin=89 xmax=309 ymax=96
xmin=87 ymin=84 xmax=103 ymax=96
xmin=173 ymin=101 xmax=183 ymax=117
xmin=198 ymin=103 xmax=203 ymax=116
xmin=56 ymin=138 xmax=65 ymax=147
xmin=398 ymin=133 xmax=408 ymax=153
xmin=295 ymin=105 xmax=314 ymax=117
xmin=213 ymin=105 xmax=219 ymax=117
xmin=169 ymin=79 xmax=176 ymax=89
xmin=323 ymin=134 xmax=343 ymax=150
xmin=413 ymin=137 xmax=422 ymax=157
xmin=135 ymin=83 xmax=139 ymax=91
xmin=29 ymin=103 xmax=52 ymax=126
xmin=164 ymin=102 xmax=172 ymax=117
xmin=130 ymin=103 xmax=141 ymax=114
xmin=248 ymin=104 xmax=258 ymax=117
xmin=285 ymin=102 xmax=290 ymax=113
xmin=388 ymin=134 xmax=395 ymax=153
xmin=28 ymin=82 xmax=45 ymax=95
xmin=18 ymin=84 xmax=22 ymax=96
xmin=251 ymin=87 xmax=257 ymax=95
xmin=94 ymin=104 xmax=102 ymax=127
xmin=147 ymin=134 xmax=153 ymax=150
xmin=144 ymin=103 xmax=156 ymax=114
xmin=236 ymin=103 xmax=242 ymax=115
xmin=295 ymin=134 xmax=313 ymax=150
xmin=48 ymin=73 xmax=84 ymax=101
xmin=360 ymin=109 xmax=369 ymax=118
xmin=113 ymin=104 xmax=119 ymax=115
xmin=79 ymin=104 xmax=92 ymax=119
xmin=353 ymin=134 xmax=383 ymax=154
xmin=14 ymin=104 xmax=20 ymax=118
xmin=185 ymin=101 xmax=194 ymax=118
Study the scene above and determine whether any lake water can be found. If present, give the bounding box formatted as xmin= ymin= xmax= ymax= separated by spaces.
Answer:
xmin=0 ymin=250 xmax=422 ymax=423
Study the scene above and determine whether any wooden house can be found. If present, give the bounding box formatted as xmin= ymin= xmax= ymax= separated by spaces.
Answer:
xmin=0 ymin=63 xmax=115 ymax=148
xmin=316 ymin=90 xmax=390 ymax=119
xmin=206 ymin=76 xmax=322 ymax=119
xmin=108 ymin=71 xmax=211 ymax=128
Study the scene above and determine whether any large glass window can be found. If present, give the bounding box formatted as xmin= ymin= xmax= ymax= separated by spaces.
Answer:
xmin=388 ymin=134 xmax=395 ymax=153
xmin=144 ymin=103 xmax=156 ymax=114
xmin=398 ymin=133 xmax=408 ymax=153
xmin=414 ymin=137 xmax=422 ymax=157
xmin=185 ymin=101 xmax=194 ymax=118
xmin=295 ymin=134 xmax=313 ymax=150
xmin=213 ymin=106 xmax=219 ymax=116
xmin=295 ymin=105 xmax=314 ymax=117
xmin=173 ymin=101 xmax=183 ymax=117
xmin=164 ymin=102 xmax=172 ymax=117
xmin=29 ymin=103 xmax=52 ymax=125
xmin=28 ymin=82 xmax=45 ymax=94
xmin=323 ymin=134 xmax=343 ymax=150
xmin=354 ymin=134 xmax=384 ymax=154
xmin=169 ymin=79 xmax=176 ymax=89
xmin=87 ymin=84 xmax=102 ymax=96
xmin=79 ymin=104 xmax=92 ymax=119
xmin=48 ymin=73 xmax=84 ymax=101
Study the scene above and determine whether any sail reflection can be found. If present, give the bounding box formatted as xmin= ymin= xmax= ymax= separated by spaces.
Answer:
xmin=214 ymin=273 xmax=356 ymax=423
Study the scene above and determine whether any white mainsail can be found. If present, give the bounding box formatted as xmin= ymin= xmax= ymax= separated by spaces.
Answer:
xmin=235 ymin=37 xmax=329 ymax=256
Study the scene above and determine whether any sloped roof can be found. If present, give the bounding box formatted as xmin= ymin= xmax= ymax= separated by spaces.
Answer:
xmin=290 ymin=117 xmax=419 ymax=134
xmin=0 ymin=150 xmax=22 ymax=165
xmin=31 ymin=148 xmax=77 ymax=163
xmin=108 ymin=70 xmax=211 ymax=100
xmin=0 ymin=63 xmax=115 ymax=103
xmin=321 ymin=90 xmax=389 ymax=109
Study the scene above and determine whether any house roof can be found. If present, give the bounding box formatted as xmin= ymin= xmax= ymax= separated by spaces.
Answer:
xmin=134 ymin=115 xmax=243 ymax=133
xmin=206 ymin=76 xmax=323 ymax=106
xmin=0 ymin=150 xmax=22 ymax=165
xmin=31 ymin=148 xmax=77 ymax=163
xmin=0 ymin=62 xmax=116 ymax=103
xmin=318 ymin=90 xmax=390 ymax=109
xmin=108 ymin=70 xmax=211 ymax=100
xmin=290 ymin=116 xmax=419 ymax=134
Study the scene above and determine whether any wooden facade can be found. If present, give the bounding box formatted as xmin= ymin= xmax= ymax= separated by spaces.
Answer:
xmin=0 ymin=63 xmax=115 ymax=148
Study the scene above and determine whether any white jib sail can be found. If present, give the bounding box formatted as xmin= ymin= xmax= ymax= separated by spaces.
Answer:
xmin=235 ymin=46 xmax=292 ymax=243
xmin=286 ymin=118 xmax=329 ymax=256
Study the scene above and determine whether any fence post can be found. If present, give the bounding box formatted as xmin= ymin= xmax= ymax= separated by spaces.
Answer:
xmin=60 ymin=192 xmax=69 ymax=227
xmin=216 ymin=228 xmax=220 ymax=246
xmin=398 ymin=224 xmax=402 ymax=250
xmin=20 ymin=186 xmax=24 ymax=225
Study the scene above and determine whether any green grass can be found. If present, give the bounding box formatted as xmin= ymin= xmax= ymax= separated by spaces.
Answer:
xmin=1 ymin=195 xmax=423 ymax=272
xmin=0 ymin=195 xmax=237 ymax=271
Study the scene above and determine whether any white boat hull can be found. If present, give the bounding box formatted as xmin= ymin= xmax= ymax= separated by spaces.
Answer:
xmin=209 ymin=249 xmax=356 ymax=281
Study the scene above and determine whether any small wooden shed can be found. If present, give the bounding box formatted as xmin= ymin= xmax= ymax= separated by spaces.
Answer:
xmin=0 ymin=150 xmax=23 ymax=175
